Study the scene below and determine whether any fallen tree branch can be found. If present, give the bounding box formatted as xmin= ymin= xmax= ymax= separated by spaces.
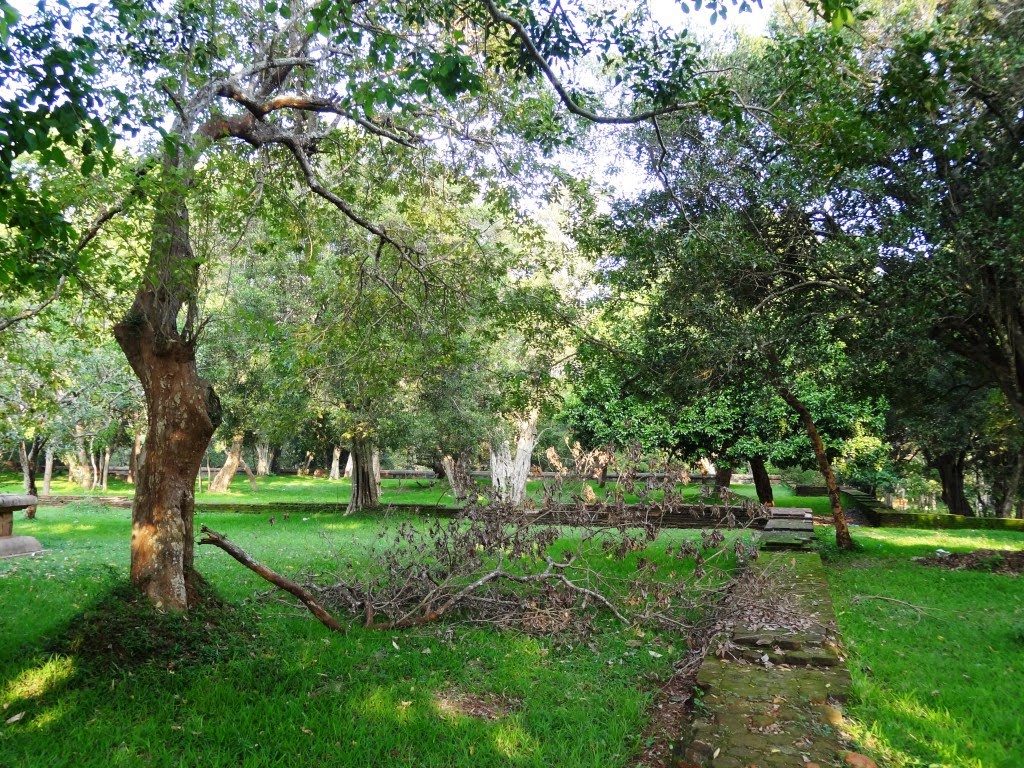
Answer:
xmin=198 ymin=525 xmax=343 ymax=632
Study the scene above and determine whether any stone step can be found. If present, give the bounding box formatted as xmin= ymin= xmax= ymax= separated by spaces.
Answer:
xmin=764 ymin=520 xmax=814 ymax=532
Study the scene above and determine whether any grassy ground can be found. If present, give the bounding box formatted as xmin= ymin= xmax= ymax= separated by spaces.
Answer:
xmin=820 ymin=526 xmax=1024 ymax=768
xmin=0 ymin=471 xmax=839 ymax=512
xmin=0 ymin=503 xmax=745 ymax=768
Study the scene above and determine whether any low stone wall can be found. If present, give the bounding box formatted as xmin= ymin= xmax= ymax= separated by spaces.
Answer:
xmin=190 ymin=502 xmax=769 ymax=530
xmin=843 ymin=488 xmax=1024 ymax=532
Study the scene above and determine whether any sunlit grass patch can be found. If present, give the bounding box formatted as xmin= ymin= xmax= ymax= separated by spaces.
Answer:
xmin=821 ymin=526 xmax=1024 ymax=767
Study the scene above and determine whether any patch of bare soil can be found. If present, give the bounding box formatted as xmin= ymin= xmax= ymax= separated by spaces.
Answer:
xmin=915 ymin=549 xmax=1024 ymax=574
xmin=432 ymin=689 xmax=519 ymax=721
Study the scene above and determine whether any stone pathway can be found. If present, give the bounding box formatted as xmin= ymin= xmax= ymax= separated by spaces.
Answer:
xmin=761 ymin=508 xmax=816 ymax=552
xmin=680 ymin=551 xmax=856 ymax=768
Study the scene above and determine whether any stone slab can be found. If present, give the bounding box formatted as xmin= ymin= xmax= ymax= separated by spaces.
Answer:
xmin=0 ymin=535 xmax=44 ymax=558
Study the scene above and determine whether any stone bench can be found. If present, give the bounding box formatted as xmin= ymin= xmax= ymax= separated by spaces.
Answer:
xmin=0 ymin=494 xmax=43 ymax=558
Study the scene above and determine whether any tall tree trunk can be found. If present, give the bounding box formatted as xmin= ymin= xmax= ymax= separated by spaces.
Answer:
xmin=489 ymin=410 xmax=540 ymax=507
xmin=89 ymin=439 xmax=100 ymax=490
xmin=347 ymin=438 xmax=380 ymax=513
xmin=19 ymin=437 xmax=40 ymax=518
xmin=441 ymin=451 xmax=475 ymax=500
xmin=343 ymin=451 xmax=353 ymax=478
xmin=74 ymin=425 xmax=92 ymax=490
xmin=329 ymin=445 xmax=343 ymax=480
xmin=42 ymin=445 xmax=53 ymax=497
xmin=596 ymin=447 xmax=612 ymax=489
xmin=127 ymin=431 xmax=143 ymax=485
xmin=996 ymin=450 xmax=1024 ymax=518
xmin=932 ymin=451 xmax=973 ymax=516
xmin=256 ymin=441 xmax=273 ymax=477
xmin=101 ymin=446 xmax=111 ymax=491
xmin=113 ymin=152 xmax=222 ymax=611
xmin=750 ymin=456 xmax=774 ymax=506
xmin=775 ymin=385 xmax=854 ymax=550
xmin=714 ymin=458 xmax=733 ymax=490
xmin=210 ymin=436 xmax=243 ymax=493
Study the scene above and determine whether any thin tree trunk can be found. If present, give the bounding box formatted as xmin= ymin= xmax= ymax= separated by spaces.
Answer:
xmin=239 ymin=456 xmax=259 ymax=492
xmin=347 ymin=438 xmax=380 ymax=513
xmin=19 ymin=438 xmax=40 ymax=518
xmin=101 ymin=446 xmax=110 ymax=491
xmin=42 ymin=445 xmax=53 ymax=497
xmin=775 ymin=385 xmax=854 ymax=550
xmin=329 ymin=445 xmax=343 ymax=480
xmin=113 ymin=150 xmax=222 ymax=611
xmin=372 ymin=446 xmax=381 ymax=497
xmin=343 ymin=451 xmax=353 ymax=479
xmin=750 ymin=456 xmax=774 ymax=506
xmin=88 ymin=439 xmax=99 ymax=491
xmin=209 ymin=436 xmax=243 ymax=493
xmin=127 ymin=431 xmax=143 ymax=485
xmin=489 ymin=409 xmax=540 ymax=507
xmin=933 ymin=451 xmax=973 ymax=516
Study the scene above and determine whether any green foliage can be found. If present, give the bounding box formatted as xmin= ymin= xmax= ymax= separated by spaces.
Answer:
xmin=0 ymin=0 xmax=126 ymax=299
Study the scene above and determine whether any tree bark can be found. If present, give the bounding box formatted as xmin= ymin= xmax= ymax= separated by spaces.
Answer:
xmin=995 ymin=450 xmax=1024 ymax=518
xmin=441 ymin=451 xmax=475 ymax=500
xmin=329 ymin=445 xmax=343 ymax=480
xmin=932 ymin=451 xmax=973 ymax=516
xmin=775 ymin=385 xmax=854 ymax=550
xmin=88 ymin=439 xmax=99 ymax=491
xmin=113 ymin=151 xmax=222 ymax=611
xmin=256 ymin=441 xmax=273 ymax=476
xmin=101 ymin=446 xmax=111 ymax=491
xmin=343 ymin=451 xmax=353 ymax=478
xmin=347 ymin=438 xmax=380 ymax=513
xmin=73 ymin=425 xmax=92 ymax=490
xmin=42 ymin=445 xmax=53 ymax=497
xmin=489 ymin=409 xmax=540 ymax=507
xmin=209 ymin=435 xmax=243 ymax=493
xmin=750 ymin=456 xmax=774 ymax=506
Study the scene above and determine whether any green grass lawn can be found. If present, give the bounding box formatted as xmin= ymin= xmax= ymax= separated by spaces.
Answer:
xmin=820 ymin=526 xmax=1024 ymax=768
xmin=0 ymin=470 xmax=839 ymax=513
xmin=0 ymin=503 xmax=742 ymax=768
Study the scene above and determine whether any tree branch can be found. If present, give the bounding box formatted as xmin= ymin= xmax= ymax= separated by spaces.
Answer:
xmin=199 ymin=526 xmax=344 ymax=632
